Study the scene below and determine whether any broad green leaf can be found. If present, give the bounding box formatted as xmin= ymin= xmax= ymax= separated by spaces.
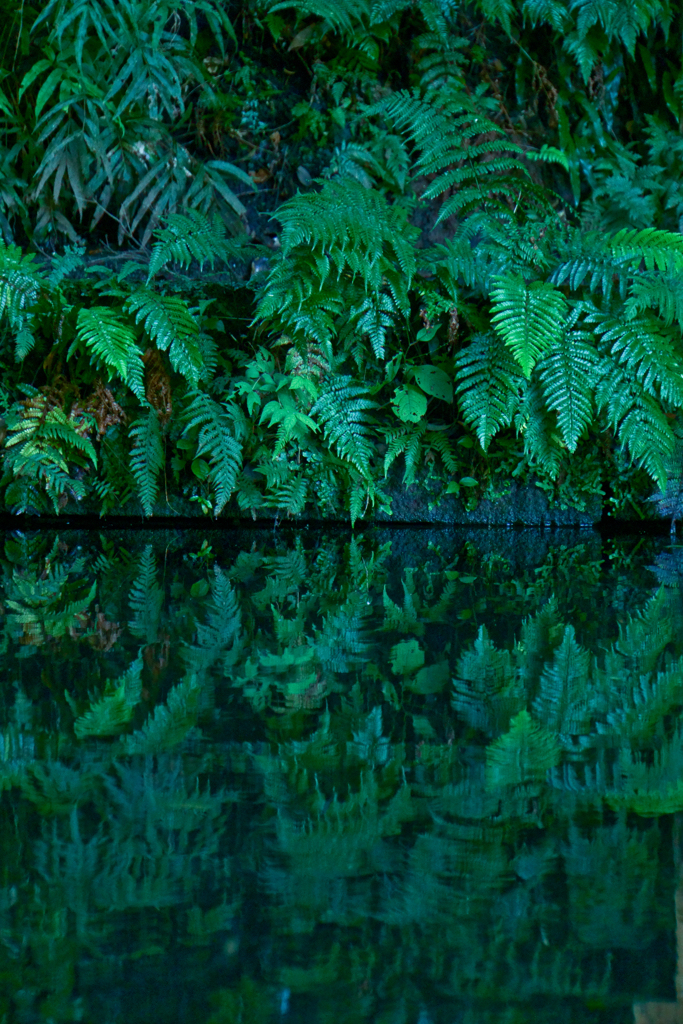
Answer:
xmin=392 ymin=385 xmax=427 ymax=423
xmin=413 ymin=364 xmax=453 ymax=402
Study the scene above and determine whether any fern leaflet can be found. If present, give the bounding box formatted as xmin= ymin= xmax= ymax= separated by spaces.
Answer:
xmin=129 ymin=408 xmax=164 ymax=515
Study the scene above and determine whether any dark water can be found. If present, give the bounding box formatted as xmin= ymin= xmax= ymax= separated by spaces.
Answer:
xmin=3 ymin=525 xmax=683 ymax=1023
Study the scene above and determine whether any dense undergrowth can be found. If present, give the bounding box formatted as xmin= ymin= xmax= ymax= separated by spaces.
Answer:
xmin=2 ymin=0 xmax=683 ymax=520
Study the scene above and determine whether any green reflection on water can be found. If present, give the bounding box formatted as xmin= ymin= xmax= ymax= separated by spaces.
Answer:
xmin=1 ymin=527 xmax=682 ymax=1023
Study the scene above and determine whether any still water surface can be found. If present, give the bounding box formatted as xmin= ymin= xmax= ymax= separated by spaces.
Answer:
xmin=2 ymin=526 xmax=683 ymax=1023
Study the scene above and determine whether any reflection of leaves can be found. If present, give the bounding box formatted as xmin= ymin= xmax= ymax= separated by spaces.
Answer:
xmin=74 ymin=658 xmax=142 ymax=738
xmin=453 ymin=626 xmax=523 ymax=735
xmin=129 ymin=545 xmax=163 ymax=644
xmin=532 ymin=625 xmax=592 ymax=735
xmin=120 ymin=674 xmax=203 ymax=755
xmin=390 ymin=638 xmax=424 ymax=675
xmin=486 ymin=711 xmax=560 ymax=788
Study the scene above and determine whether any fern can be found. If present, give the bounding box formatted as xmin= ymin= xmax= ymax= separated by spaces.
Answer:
xmin=182 ymin=392 xmax=243 ymax=515
xmin=490 ymin=274 xmax=568 ymax=378
xmin=73 ymin=306 xmax=145 ymax=398
xmin=129 ymin=545 xmax=163 ymax=643
xmin=0 ymin=239 xmax=44 ymax=359
xmin=586 ymin=309 xmax=683 ymax=407
xmin=3 ymin=393 xmax=97 ymax=511
xmin=125 ymin=289 xmax=202 ymax=387
xmin=594 ymin=359 xmax=674 ymax=488
xmin=128 ymin=408 xmax=164 ymax=515
xmin=536 ymin=320 xmax=598 ymax=451
xmin=147 ymin=210 xmax=247 ymax=281
xmin=455 ymin=332 xmax=522 ymax=449
xmin=311 ymin=377 xmax=377 ymax=476
xmin=371 ymin=88 xmax=548 ymax=222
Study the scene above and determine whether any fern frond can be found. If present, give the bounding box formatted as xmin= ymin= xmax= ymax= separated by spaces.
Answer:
xmin=74 ymin=306 xmax=145 ymax=398
xmin=490 ymin=274 xmax=568 ymax=378
xmin=311 ymin=377 xmax=377 ymax=476
xmin=129 ymin=545 xmax=163 ymax=643
xmin=383 ymin=423 xmax=426 ymax=485
xmin=125 ymin=289 xmax=202 ymax=387
xmin=537 ymin=322 xmax=598 ymax=450
xmin=0 ymin=239 xmax=44 ymax=353
xmin=277 ymin=178 xmax=417 ymax=293
xmin=371 ymin=89 xmax=544 ymax=221
xmin=455 ymin=331 xmax=522 ymax=448
xmin=594 ymin=360 xmax=675 ymax=487
xmin=147 ymin=209 xmax=246 ymax=281
xmin=609 ymin=226 xmax=683 ymax=275
xmin=587 ymin=310 xmax=683 ymax=406
xmin=182 ymin=392 xmax=243 ymax=515
xmin=129 ymin=408 xmax=164 ymax=515
xmin=515 ymin=378 xmax=564 ymax=478
xmin=120 ymin=673 xmax=203 ymax=755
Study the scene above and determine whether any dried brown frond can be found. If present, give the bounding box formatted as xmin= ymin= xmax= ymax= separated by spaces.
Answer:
xmin=85 ymin=380 xmax=127 ymax=435
xmin=142 ymin=348 xmax=172 ymax=424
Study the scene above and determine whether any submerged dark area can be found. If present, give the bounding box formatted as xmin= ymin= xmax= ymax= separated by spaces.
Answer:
xmin=2 ymin=525 xmax=683 ymax=1022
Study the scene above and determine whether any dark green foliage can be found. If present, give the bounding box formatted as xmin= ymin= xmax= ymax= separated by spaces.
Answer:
xmin=2 ymin=0 xmax=683 ymax=521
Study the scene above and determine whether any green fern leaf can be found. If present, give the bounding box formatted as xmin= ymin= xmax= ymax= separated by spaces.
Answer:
xmin=515 ymin=379 xmax=564 ymax=478
xmin=490 ymin=274 xmax=568 ymax=378
xmin=455 ymin=332 xmax=522 ymax=449
xmin=182 ymin=392 xmax=243 ymax=515
xmin=74 ymin=658 xmax=143 ymax=738
xmin=587 ymin=310 xmax=683 ymax=406
xmin=120 ymin=674 xmax=203 ymax=755
xmin=129 ymin=409 xmax=164 ymax=515
xmin=74 ymin=306 xmax=145 ymax=397
xmin=125 ymin=289 xmax=202 ymax=387
xmin=537 ymin=323 xmax=598 ymax=450
xmin=594 ymin=360 xmax=674 ymax=488
xmin=147 ymin=209 xmax=246 ymax=280
xmin=311 ymin=377 xmax=377 ymax=476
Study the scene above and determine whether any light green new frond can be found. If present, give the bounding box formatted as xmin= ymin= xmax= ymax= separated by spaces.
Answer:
xmin=537 ymin=323 xmax=598 ymax=450
xmin=147 ymin=209 xmax=245 ymax=280
xmin=311 ymin=377 xmax=377 ymax=476
xmin=182 ymin=392 xmax=243 ymax=515
xmin=490 ymin=274 xmax=568 ymax=378
xmin=125 ymin=290 xmax=202 ymax=387
xmin=588 ymin=311 xmax=683 ymax=406
xmin=594 ymin=360 xmax=674 ymax=487
xmin=455 ymin=332 xmax=522 ymax=449
xmin=74 ymin=306 xmax=144 ymax=397
xmin=129 ymin=409 xmax=164 ymax=515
